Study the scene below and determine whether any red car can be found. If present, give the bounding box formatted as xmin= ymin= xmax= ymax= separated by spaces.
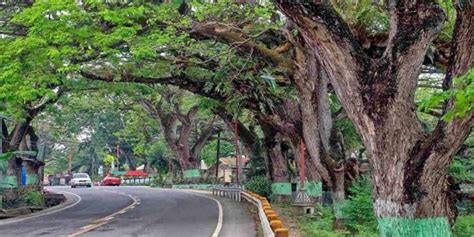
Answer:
xmin=101 ymin=176 xmax=121 ymax=186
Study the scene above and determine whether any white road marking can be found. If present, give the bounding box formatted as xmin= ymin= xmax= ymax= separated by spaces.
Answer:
xmin=0 ymin=190 xmax=82 ymax=226
xmin=179 ymin=190 xmax=223 ymax=237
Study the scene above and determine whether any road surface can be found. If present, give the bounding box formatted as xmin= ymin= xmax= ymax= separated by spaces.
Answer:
xmin=0 ymin=186 xmax=256 ymax=237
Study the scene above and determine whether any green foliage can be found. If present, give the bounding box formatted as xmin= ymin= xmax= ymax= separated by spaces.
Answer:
xmin=335 ymin=0 xmax=389 ymax=35
xmin=341 ymin=176 xmax=378 ymax=234
xmin=419 ymin=69 xmax=474 ymax=121
xmin=90 ymin=175 xmax=102 ymax=182
xmin=22 ymin=190 xmax=44 ymax=207
xmin=298 ymin=206 xmax=348 ymax=237
xmin=454 ymin=215 xmax=474 ymax=237
xmin=438 ymin=0 xmax=457 ymax=42
xmin=103 ymin=154 xmax=115 ymax=167
xmin=244 ymin=175 xmax=271 ymax=197
xmin=450 ymin=156 xmax=474 ymax=183
xmin=200 ymin=139 xmax=234 ymax=166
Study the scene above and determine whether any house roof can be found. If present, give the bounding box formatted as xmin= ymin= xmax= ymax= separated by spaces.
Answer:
xmin=123 ymin=170 xmax=148 ymax=177
xmin=218 ymin=156 xmax=249 ymax=167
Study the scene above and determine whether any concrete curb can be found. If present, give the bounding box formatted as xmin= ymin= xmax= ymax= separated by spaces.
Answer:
xmin=0 ymin=190 xmax=81 ymax=225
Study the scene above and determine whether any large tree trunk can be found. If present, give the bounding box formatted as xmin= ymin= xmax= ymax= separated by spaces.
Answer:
xmin=276 ymin=1 xmax=473 ymax=236
xmin=292 ymin=44 xmax=348 ymax=223
xmin=140 ymin=98 xmax=203 ymax=175
xmin=20 ymin=127 xmax=40 ymax=191
xmin=2 ymin=121 xmax=30 ymax=203
xmin=262 ymin=124 xmax=291 ymax=202
xmin=288 ymin=139 xmax=323 ymax=203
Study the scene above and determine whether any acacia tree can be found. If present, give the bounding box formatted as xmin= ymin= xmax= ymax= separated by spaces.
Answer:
xmin=276 ymin=1 xmax=473 ymax=235
xmin=2 ymin=1 xmax=360 ymax=205
xmin=139 ymin=87 xmax=217 ymax=173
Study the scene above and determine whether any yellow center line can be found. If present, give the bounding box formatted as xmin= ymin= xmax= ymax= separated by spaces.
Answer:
xmin=67 ymin=190 xmax=139 ymax=237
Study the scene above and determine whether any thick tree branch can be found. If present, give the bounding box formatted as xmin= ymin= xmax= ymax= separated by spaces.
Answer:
xmin=383 ymin=1 xmax=445 ymax=101
xmin=191 ymin=116 xmax=216 ymax=157
xmin=79 ymin=70 xmax=226 ymax=101
xmin=191 ymin=22 xmax=293 ymax=73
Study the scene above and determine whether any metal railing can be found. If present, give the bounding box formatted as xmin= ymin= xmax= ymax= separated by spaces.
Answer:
xmin=211 ymin=186 xmax=242 ymax=201
xmin=211 ymin=185 xmax=288 ymax=237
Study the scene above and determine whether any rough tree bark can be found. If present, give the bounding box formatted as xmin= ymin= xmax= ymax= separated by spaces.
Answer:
xmin=276 ymin=1 xmax=473 ymax=236
xmin=261 ymin=123 xmax=292 ymax=202
xmin=140 ymin=93 xmax=216 ymax=173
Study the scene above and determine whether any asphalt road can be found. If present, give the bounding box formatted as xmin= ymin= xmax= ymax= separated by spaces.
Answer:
xmin=0 ymin=186 xmax=256 ymax=237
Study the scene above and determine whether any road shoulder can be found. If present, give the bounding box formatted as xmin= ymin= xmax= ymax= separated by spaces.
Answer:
xmin=181 ymin=189 xmax=257 ymax=237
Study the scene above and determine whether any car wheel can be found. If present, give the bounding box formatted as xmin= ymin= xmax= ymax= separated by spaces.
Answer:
xmin=87 ymin=184 xmax=92 ymax=188
xmin=71 ymin=185 xmax=76 ymax=188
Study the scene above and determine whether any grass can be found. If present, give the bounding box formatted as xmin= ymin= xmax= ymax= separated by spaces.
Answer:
xmin=274 ymin=204 xmax=472 ymax=237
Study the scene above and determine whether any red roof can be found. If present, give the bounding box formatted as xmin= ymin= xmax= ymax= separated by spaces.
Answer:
xmin=123 ymin=170 xmax=148 ymax=177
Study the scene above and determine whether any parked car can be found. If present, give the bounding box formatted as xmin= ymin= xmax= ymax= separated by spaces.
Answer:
xmin=101 ymin=176 xmax=121 ymax=186
xmin=70 ymin=173 xmax=92 ymax=188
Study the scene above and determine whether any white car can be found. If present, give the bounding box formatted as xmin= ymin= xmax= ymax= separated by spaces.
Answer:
xmin=71 ymin=173 xmax=92 ymax=188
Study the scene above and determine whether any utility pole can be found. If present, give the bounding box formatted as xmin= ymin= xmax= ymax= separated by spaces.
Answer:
xmin=215 ymin=131 xmax=221 ymax=180
xmin=233 ymin=121 xmax=240 ymax=185
xmin=299 ymin=141 xmax=305 ymax=190
xmin=116 ymin=144 xmax=120 ymax=172
xmin=293 ymin=139 xmax=312 ymax=206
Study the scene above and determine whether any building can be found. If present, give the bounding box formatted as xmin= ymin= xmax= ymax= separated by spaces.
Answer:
xmin=206 ymin=156 xmax=249 ymax=183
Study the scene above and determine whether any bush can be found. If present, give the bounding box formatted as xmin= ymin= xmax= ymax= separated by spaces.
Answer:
xmin=299 ymin=206 xmax=347 ymax=237
xmin=23 ymin=190 xmax=44 ymax=206
xmin=90 ymin=175 xmax=102 ymax=182
xmin=454 ymin=215 xmax=474 ymax=237
xmin=244 ymin=175 xmax=271 ymax=197
xmin=341 ymin=176 xmax=378 ymax=234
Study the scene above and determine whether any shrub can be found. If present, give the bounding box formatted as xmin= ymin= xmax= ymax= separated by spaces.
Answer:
xmin=150 ymin=175 xmax=162 ymax=187
xmin=299 ymin=205 xmax=346 ymax=237
xmin=341 ymin=176 xmax=378 ymax=234
xmin=245 ymin=175 xmax=271 ymax=197
xmin=454 ymin=215 xmax=474 ymax=237
xmin=23 ymin=190 xmax=44 ymax=206
xmin=90 ymin=175 xmax=102 ymax=182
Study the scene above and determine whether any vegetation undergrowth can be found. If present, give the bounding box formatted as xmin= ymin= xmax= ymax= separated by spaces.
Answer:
xmin=244 ymin=175 xmax=271 ymax=198
xmin=22 ymin=190 xmax=45 ymax=207
xmin=292 ymin=177 xmax=472 ymax=236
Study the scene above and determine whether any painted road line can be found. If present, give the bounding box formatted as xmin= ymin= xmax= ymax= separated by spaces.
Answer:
xmin=178 ymin=190 xmax=223 ymax=237
xmin=80 ymin=224 xmax=95 ymax=230
xmin=67 ymin=190 xmax=139 ymax=237
xmin=0 ymin=190 xmax=82 ymax=226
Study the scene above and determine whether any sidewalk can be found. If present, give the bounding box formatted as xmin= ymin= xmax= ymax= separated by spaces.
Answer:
xmin=182 ymin=190 xmax=258 ymax=237
xmin=216 ymin=195 xmax=257 ymax=237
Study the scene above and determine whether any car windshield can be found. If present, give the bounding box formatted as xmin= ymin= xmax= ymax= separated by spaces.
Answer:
xmin=73 ymin=173 xmax=89 ymax=179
